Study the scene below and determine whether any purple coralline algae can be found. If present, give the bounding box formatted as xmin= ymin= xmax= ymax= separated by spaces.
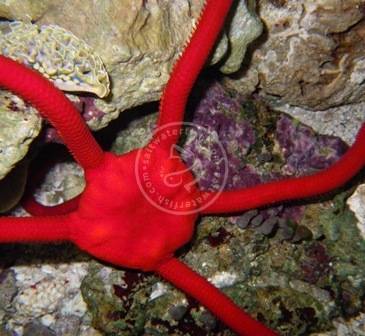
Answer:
xmin=79 ymin=97 xmax=106 ymax=122
xmin=276 ymin=116 xmax=347 ymax=176
xmin=183 ymin=82 xmax=258 ymax=191
xmin=181 ymin=81 xmax=348 ymax=240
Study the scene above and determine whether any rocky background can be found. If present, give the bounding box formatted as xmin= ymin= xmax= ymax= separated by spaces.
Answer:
xmin=0 ymin=0 xmax=365 ymax=335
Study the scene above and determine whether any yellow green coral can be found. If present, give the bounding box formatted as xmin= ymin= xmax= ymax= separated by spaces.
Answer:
xmin=0 ymin=21 xmax=110 ymax=98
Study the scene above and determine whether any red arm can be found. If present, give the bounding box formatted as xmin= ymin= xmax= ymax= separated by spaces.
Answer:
xmin=155 ymin=0 xmax=233 ymax=150
xmin=157 ymin=258 xmax=277 ymax=336
xmin=0 ymin=215 xmax=71 ymax=243
xmin=202 ymin=123 xmax=365 ymax=214
xmin=0 ymin=56 xmax=104 ymax=170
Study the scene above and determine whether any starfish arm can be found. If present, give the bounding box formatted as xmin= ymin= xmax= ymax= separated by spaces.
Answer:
xmin=0 ymin=214 xmax=72 ymax=243
xmin=155 ymin=1 xmax=233 ymax=149
xmin=201 ymin=123 xmax=365 ymax=214
xmin=22 ymin=196 xmax=80 ymax=216
xmin=0 ymin=56 xmax=104 ymax=169
xmin=156 ymin=258 xmax=277 ymax=336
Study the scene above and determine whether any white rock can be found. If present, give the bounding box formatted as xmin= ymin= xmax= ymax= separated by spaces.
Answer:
xmin=208 ymin=271 xmax=238 ymax=288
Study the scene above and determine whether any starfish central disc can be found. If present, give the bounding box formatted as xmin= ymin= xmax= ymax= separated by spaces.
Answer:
xmin=70 ymin=148 xmax=200 ymax=271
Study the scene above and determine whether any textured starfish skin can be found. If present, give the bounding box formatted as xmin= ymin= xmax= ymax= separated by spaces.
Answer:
xmin=72 ymin=149 xmax=199 ymax=270
xmin=2 ymin=0 xmax=364 ymax=335
xmin=157 ymin=0 xmax=236 ymax=149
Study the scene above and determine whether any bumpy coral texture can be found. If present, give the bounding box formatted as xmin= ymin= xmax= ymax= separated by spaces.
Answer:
xmin=0 ymin=21 xmax=110 ymax=98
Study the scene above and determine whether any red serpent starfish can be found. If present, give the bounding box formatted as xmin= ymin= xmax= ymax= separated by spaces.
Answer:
xmin=1 ymin=1 xmax=365 ymax=335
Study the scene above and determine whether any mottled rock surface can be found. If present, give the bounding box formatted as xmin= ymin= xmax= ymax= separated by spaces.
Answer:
xmin=32 ymin=0 xmax=262 ymax=112
xmin=311 ymin=313 xmax=365 ymax=335
xmin=0 ymin=161 xmax=29 ymax=213
xmin=33 ymin=159 xmax=85 ymax=207
xmin=0 ymin=91 xmax=41 ymax=180
xmin=0 ymin=243 xmax=98 ymax=336
xmin=225 ymin=0 xmax=365 ymax=110
xmin=276 ymin=102 xmax=365 ymax=145
xmin=220 ymin=0 xmax=262 ymax=73
xmin=0 ymin=0 xmax=51 ymax=22
xmin=347 ymin=184 xmax=365 ymax=240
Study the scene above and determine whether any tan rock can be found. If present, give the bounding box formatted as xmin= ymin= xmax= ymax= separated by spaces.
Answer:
xmin=0 ymin=0 xmax=263 ymax=179
xmin=0 ymin=0 xmax=51 ymax=22
xmin=225 ymin=0 xmax=365 ymax=110
xmin=34 ymin=0 xmax=262 ymax=112
xmin=0 ymin=91 xmax=41 ymax=180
